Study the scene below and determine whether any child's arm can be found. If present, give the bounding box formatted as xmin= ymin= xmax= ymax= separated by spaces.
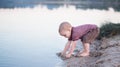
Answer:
xmin=61 ymin=41 xmax=71 ymax=55
xmin=66 ymin=41 xmax=77 ymax=58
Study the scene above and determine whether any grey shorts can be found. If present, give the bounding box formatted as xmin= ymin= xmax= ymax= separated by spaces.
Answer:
xmin=81 ymin=28 xmax=100 ymax=43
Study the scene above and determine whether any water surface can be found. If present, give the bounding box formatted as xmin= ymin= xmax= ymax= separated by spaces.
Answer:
xmin=0 ymin=0 xmax=120 ymax=11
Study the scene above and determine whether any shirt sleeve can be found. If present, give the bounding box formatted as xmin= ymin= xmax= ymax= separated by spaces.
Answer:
xmin=68 ymin=36 xmax=78 ymax=41
xmin=68 ymin=35 xmax=72 ymax=41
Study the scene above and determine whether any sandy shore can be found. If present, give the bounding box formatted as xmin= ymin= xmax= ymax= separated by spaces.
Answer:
xmin=56 ymin=35 xmax=120 ymax=67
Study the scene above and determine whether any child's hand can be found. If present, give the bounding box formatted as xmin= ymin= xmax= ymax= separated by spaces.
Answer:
xmin=61 ymin=51 xmax=65 ymax=56
xmin=56 ymin=52 xmax=65 ymax=57
xmin=65 ymin=54 xmax=71 ymax=58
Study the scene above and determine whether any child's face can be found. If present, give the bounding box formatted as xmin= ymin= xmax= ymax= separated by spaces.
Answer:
xmin=60 ymin=30 xmax=71 ymax=38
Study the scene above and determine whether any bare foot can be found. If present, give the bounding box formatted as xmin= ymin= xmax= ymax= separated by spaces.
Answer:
xmin=76 ymin=50 xmax=85 ymax=56
xmin=80 ymin=52 xmax=89 ymax=57
xmin=76 ymin=51 xmax=89 ymax=57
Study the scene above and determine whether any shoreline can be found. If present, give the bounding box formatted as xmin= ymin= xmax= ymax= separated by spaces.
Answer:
xmin=57 ymin=35 xmax=120 ymax=67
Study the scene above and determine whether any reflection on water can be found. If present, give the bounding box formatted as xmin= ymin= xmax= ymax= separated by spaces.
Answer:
xmin=0 ymin=6 xmax=120 ymax=67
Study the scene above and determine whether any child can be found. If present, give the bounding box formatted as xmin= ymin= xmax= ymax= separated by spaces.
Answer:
xmin=58 ymin=22 xmax=100 ymax=58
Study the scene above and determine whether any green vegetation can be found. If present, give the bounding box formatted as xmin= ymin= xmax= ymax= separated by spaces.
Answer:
xmin=97 ymin=22 xmax=120 ymax=40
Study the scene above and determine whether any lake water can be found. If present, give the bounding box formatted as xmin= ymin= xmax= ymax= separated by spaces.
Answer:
xmin=0 ymin=0 xmax=120 ymax=11
xmin=0 ymin=5 xmax=120 ymax=67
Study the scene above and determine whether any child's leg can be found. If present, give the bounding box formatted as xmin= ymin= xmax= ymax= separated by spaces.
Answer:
xmin=80 ymin=42 xmax=90 ymax=56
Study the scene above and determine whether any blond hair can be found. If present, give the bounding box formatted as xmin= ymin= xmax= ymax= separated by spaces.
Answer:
xmin=59 ymin=22 xmax=72 ymax=33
